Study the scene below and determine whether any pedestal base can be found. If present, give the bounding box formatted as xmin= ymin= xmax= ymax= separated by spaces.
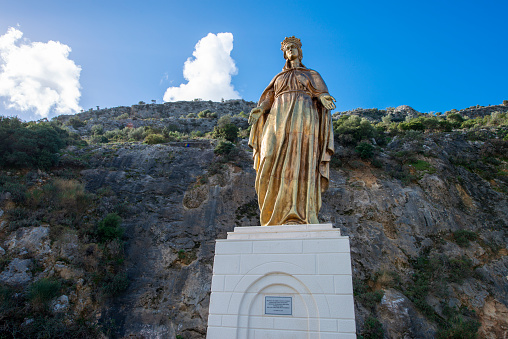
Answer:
xmin=207 ymin=224 xmax=356 ymax=339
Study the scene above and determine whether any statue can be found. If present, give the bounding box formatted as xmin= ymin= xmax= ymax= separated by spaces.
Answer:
xmin=248 ymin=36 xmax=336 ymax=226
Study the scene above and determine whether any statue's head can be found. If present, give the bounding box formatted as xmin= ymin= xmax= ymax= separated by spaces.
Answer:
xmin=281 ymin=36 xmax=303 ymax=63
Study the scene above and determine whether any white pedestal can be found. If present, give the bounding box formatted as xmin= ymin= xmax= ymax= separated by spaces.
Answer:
xmin=207 ymin=224 xmax=356 ymax=339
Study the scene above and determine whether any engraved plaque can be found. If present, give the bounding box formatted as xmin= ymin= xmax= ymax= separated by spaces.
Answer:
xmin=265 ymin=296 xmax=292 ymax=315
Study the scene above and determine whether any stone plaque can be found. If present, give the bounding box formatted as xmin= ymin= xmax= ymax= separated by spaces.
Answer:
xmin=265 ymin=296 xmax=292 ymax=315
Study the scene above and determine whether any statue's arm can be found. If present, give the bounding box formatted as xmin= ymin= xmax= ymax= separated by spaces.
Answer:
xmin=305 ymin=70 xmax=336 ymax=111
xmin=249 ymin=88 xmax=274 ymax=125
xmin=319 ymin=94 xmax=336 ymax=110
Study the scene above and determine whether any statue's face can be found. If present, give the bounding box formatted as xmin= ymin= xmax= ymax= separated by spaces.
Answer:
xmin=284 ymin=44 xmax=299 ymax=61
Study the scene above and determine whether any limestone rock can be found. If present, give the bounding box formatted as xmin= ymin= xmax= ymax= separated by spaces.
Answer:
xmin=52 ymin=295 xmax=70 ymax=313
xmin=479 ymin=298 xmax=508 ymax=339
xmin=0 ymin=258 xmax=32 ymax=285
xmin=5 ymin=226 xmax=50 ymax=257
xmin=377 ymin=289 xmax=437 ymax=338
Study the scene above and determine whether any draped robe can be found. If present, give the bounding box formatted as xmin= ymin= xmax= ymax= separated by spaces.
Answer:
xmin=248 ymin=66 xmax=334 ymax=226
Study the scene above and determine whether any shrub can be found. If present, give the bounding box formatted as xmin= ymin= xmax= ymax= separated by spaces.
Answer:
xmin=190 ymin=130 xmax=204 ymax=138
xmin=128 ymin=127 xmax=145 ymax=141
xmin=104 ymin=128 xmax=129 ymax=141
xmin=51 ymin=179 xmax=90 ymax=213
xmin=102 ymin=272 xmax=129 ymax=296
xmin=410 ymin=160 xmax=435 ymax=173
xmin=0 ymin=117 xmax=70 ymax=169
xmin=447 ymin=113 xmax=465 ymax=128
xmin=235 ymin=111 xmax=249 ymax=118
xmin=361 ymin=316 xmax=384 ymax=339
xmin=212 ymin=115 xmax=239 ymax=142
xmin=355 ymin=142 xmax=375 ymax=159
xmin=212 ymin=123 xmax=238 ymax=142
xmin=97 ymin=213 xmax=123 ymax=243
xmin=115 ymin=113 xmax=130 ymax=120
xmin=448 ymin=256 xmax=474 ymax=284
xmin=166 ymin=131 xmax=186 ymax=141
xmin=91 ymin=124 xmax=104 ymax=135
xmin=358 ymin=290 xmax=384 ymax=308
xmin=67 ymin=117 xmax=85 ymax=129
xmin=437 ymin=316 xmax=480 ymax=339
xmin=214 ymin=140 xmax=236 ymax=156
xmin=0 ymin=180 xmax=26 ymax=203
xmin=29 ymin=279 xmax=61 ymax=308
xmin=197 ymin=109 xmax=217 ymax=118
xmin=186 ymin=113 xmax=197 ymax=118
xmin=91 ymin=135 xmax=109 ymax=144
xmin=453 ymin=230 xmax=478 ymax=247
xmin=333 ymin=115 xmax=378 ymax=146
xmin=144 ymin=133 xmax=166 ymax=145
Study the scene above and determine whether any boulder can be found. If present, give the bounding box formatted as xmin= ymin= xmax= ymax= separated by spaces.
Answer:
xmin=377 ymin=289 xmax=437 ymax=338
xmin=0 ymin=258 xmax=32 ymax=285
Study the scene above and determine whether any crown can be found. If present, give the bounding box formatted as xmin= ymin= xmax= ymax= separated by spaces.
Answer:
xmin=281 ymin=36 xmax=302 ymax=51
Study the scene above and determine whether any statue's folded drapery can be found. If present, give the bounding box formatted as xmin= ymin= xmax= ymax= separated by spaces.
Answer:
xmin=248 ymin=67 xmax=334 ymax=226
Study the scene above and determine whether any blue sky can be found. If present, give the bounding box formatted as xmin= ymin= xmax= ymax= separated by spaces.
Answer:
xmin=1 ymin=0 xmax=507 ymax=121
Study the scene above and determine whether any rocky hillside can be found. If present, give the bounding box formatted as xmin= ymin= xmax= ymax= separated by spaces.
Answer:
xmin=0 ymin=100 xmax=507 ymax=338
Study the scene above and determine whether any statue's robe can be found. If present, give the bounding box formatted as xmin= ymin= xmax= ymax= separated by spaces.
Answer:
xmin=248 ymin=66 xmax=334 ymax=226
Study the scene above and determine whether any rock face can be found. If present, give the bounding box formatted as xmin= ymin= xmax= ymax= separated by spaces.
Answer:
xmin=5 ymin=226 xmax=50 ymax=256
xmin=1 ymin=100 xmax=507 ymax=338
xmin=65 ymin=129 xmax=506 ymax=338
xmin=377 ymin=289 xmax=436 ymax=338
xmin=0 ymin=258 xmax=32 ymax=285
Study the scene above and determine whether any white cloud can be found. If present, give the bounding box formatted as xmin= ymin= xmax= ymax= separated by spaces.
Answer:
xmin=0 ymin=27 xmax=82 ymax=118
xmin=163 ymin=32 xmax=241 ymax=102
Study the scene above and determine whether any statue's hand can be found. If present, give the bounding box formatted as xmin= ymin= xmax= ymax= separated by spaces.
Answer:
xmin=248 ymin=107 xmax=264 ymax=125
xmin=320 ymin=95 xmax=336 ymax=110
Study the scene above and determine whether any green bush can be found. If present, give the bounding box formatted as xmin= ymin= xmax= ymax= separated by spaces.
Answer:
xmin=29 ymin=279 xmax=61 ymax=306
xmin=437 ymin=316 xmax=480 ymax=339
xmin=91 ymin=135 xmax=109 ymax=144
xmin=97 ymin=213 xmax=123 ymax=243
xmin=186 ymin=113 xmax=197 ymax=118
xmin=453 ymin=230 xmax=478 ymax=247
xmin=333 ymin=115 xmax=378 ymax=146
xmin=91 ymin=124 xmax=104 ymax=135
xmin=361 ymin=316 xmax=384 ymax=339
xmin=166 ymin=131 xmax=187 ymax=141
xmin=410 ymin=160 xmax=436 ymax=174
xmin=355 ymin=142 xmax=375 ymax=159
xmin=214 ymin=140 xmax=236 ymax=156
xmin=448 ymin=256 xmax=474 ymax=284
xmin=447 ymin=113 xmax=465 ymax=128
xmin=197 ymin=109 xmax=217 ymax=118
xmin=358 ymin=290 xmax=384 ymax=308
xmin=115 ymin=113 xmax=130 ymax=120
xmin=127 ymin=126 xmax=145 ymax=141
xmin=104 ymin=128 xmax=129 ymax=141
xmin=190 ymin=130 xmax=204 ymax=138
xmin=144 ymin=133 xmax=167 ymax=145
xmin=102 ymin=272 xmax=129 ymax=296
xmin=212 ymin=116 xmax=239 ymax=142
xmin=66 ymin=117 xmax=85 ymax=129
xmin=0 ymin=117 xmax=71 ymax=169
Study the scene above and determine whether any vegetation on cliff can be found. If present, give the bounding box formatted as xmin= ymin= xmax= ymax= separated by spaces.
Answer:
xmin=0 ymin=100 xmax=507 ymax=338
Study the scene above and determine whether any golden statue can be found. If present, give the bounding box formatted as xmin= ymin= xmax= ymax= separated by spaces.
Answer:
xmin=248 ymin=36 xmax=335 ymax=226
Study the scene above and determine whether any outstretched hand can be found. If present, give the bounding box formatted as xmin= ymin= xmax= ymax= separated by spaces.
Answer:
xmin=248 ymin=107 xmax=264 ymax=125
xmin=320 ymin=95 xmax=336 ymax=110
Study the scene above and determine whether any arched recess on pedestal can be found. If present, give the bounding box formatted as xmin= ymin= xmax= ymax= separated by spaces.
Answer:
xmin=231 ymin=262 xmax=325 ymax=339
